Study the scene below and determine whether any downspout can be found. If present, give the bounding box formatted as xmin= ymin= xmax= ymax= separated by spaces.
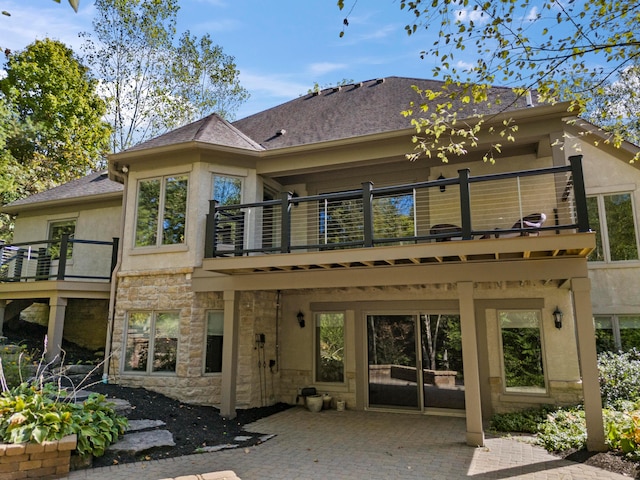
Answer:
xmin=103 ymin=169 xmax=128 ymax=382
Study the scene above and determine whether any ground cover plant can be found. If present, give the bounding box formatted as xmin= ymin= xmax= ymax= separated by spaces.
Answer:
xmin=490 ymin=349 xmax=640 ymax=477
xmin=0 ymin=342 xmax=128 ymax=458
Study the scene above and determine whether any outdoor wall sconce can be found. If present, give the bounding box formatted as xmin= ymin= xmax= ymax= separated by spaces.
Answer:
xmin=438 ymin=173 xmax=446 ymax=192
xmin=297 ymin=310 xmax=306 ymax=328
xmin=553 ymin=307 xmax=563 ymax=329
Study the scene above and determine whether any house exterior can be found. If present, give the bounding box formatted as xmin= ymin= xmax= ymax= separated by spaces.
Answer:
xmin=3 ymin=77 xmax=640 ymax=450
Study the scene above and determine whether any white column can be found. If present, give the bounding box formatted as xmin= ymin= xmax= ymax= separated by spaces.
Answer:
xmin=572 ymin=277 xmax=606 ymax=451
xmin=46 ymin=297 xmax=67 ymax=363
xmin=458 ymin=281 xmax=484 ymax=447
xmin=220 ymin=290 xmax=240 ymax=419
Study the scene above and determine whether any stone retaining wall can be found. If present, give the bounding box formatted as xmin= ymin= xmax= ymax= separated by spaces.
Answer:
xmin=0 ymin=434 xmax=76 ymax=480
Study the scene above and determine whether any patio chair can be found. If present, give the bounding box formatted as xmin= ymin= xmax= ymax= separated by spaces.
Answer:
xmin=430 ymin=223 xmax=463 ymax=242
xmin=497 ymin=212 xmax=547 ymax=238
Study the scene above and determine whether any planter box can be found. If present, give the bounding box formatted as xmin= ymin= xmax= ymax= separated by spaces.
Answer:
xmin=0 ymin=434 xmax=77 ymax=480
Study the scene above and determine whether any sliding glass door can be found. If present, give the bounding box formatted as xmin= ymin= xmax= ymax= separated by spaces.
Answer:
xmin=367 ymin=313 xmax=465 ymax=411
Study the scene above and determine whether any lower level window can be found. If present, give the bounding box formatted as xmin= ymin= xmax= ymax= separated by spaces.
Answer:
xmin=595 ymin=315 xmax=640 ymax=353
xmin=315 ymin=312 xmax=345 ymax=383
xmin=205 ymin=311 xmax=224 ymax=373
xmin=124 ymin=311 xmax=179 ymax=373
xmin=499 ymin=310 xmax=546 ymax=394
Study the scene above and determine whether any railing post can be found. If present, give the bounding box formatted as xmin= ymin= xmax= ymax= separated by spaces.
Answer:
xmin=569 ymin=155 xmax=590 ymax=233
xmin=204 ymin=200 xmax=218 ymax=258
xmin=458 ymin=169 xmax=472 ymax=240
xmin=280 ymin=192 xmax=292 ymax=253
xmin=36 ymin=247 xmax=50 ymax=281
xmin=110 ymin=237 xmax=120 ymax=275
xmin=56 ymin=234 xmax=69 ymax=280
xmin=362 ymin=182 xmax=374 ymax=247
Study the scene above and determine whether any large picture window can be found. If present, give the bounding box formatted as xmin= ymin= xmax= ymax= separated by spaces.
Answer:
xmin=499 ymin=310 xmax=546 ymax=394
xmin=135 ymin=175 xmax=188 ymax=248
xmin=315 ymin=312 xmax=345 ymax=383
xmin=587 ymin=193 xmax=639 ymax=262
xmin=205 ymin=311 xmax=224 ymax=373
xmin=123 ymin=311 xmax=179 ymax=374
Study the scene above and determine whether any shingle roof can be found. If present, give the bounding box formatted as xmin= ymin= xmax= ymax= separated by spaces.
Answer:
xmin=4 ymin=77 xmax=532 ymax=212
xmin=124 ymin=112 xmax=265 ymax=153
xmin=119 ymin=76 xmax=530 ymax=154
xmin=232 ymin=76 xmax=530 ymax=149
xmin=2 ymin=170 xmax=123 ymax=212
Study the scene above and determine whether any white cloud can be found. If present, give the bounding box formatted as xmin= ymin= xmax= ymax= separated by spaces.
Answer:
xmin=454 ymin=8 xmax=488 ymax=24
xmin=525 ymin=6 xmax=540 ymax=21
xmin=307 ymin=62 xmax=347 ymax=76
xmin=0 ymin=1 xmax=93 ymax=53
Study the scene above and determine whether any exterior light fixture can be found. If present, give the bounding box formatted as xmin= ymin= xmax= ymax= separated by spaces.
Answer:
xmin=553 ymin=307 xmax=563 ymax=329
xmin=297 ymin=311 xmax=306 ymax=328
xmin=438 ymin=174 xmax=446 ymax=193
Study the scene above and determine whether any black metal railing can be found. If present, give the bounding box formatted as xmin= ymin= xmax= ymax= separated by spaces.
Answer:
xmin=205 ymin=155 xmax=589 ymax=258
xmin=0 ymin=235 xmax=119 ymax=282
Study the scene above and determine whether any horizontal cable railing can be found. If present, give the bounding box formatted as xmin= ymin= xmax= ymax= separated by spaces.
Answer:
xmin=0 ymin=235 xmax=119 ymax=283
xmin=205 ymin=155 xmax=588 ymax=258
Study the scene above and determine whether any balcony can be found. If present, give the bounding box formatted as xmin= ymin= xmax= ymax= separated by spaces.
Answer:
xmin=203 ymin=156 xmax=593 ymax=276
xmin=0 ymin=235 xmax=118 ymax=283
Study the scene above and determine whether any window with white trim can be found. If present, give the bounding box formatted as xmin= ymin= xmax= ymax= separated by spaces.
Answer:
xmin=48 ymin=219 xmax=76 ymax=259
xmin=587 ymin=193 xmax=639 ymax=262
xmin=135 ymin=175 xmax=188 ymax=248
xmin=499 ymin=310 xmax=546 ymax=394
xmin=123 ymin=311 xmax=179 ymax=373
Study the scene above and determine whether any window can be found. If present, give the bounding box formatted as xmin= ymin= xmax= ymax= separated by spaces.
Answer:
xmin=213 ymin=175 xmax=242 ymax=205
xmin=595 ymin=315 xmax=640 ymax=353
xmin=135 ymin=175 xmax=188 ymax=248
xmin=315 ymin=312 xmax=345 ymax=383
xmin=48 ymin=219 xmax=76 ymax=259
xmin=587 ymin=193 xmax=639 ymax=262
xmin=123 ymin=311 xmax=179 ymax=373
xmin=499 ymin=310 xmax=546 ymax=394
xmin=205 ymin=311 xmax=224 ymax=373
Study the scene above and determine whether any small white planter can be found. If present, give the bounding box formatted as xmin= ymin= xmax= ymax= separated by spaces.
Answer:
xmin=306 ymin=395 xmax=323 ymax=412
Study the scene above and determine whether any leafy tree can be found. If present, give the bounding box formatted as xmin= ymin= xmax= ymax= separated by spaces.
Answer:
xmin=81 ymin=0 xmax=249 ymax=152
xmin=339 ymin=0 xmax=640 ymax=162
xmin=0 ymin=39 xmax=110 ymax=240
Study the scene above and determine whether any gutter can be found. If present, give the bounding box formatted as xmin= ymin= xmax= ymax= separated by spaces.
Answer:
xmin=103 ymin=169 xmax=128 ymax=382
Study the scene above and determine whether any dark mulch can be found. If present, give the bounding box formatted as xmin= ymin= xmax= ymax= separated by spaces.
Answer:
xmin=561 ymin=448 xmax=640 ymax=478
xmin=86 ymin=381 xmax=292 ymax=468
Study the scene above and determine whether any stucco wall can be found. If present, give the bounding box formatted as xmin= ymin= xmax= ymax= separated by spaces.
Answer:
xmin=579 ymin=138 xmax=640 ymax=315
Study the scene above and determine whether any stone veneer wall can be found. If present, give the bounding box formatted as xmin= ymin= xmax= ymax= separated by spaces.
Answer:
xmin=488 ymin=377 xmax=583 ymax=414
xmin=0 ymin=434 xmax=76 ymax=480
xmin=109 ymin=268 xmax=280 ymax=408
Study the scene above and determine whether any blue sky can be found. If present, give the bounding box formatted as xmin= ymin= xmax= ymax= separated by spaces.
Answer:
xmin=0 ymin=0 xmax=437 ymax=118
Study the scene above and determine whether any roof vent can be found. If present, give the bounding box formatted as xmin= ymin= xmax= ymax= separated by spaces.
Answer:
xmin=276 ymin=129 xmax=286 ymax=136
xmin=332 ymin=86 xmax=342 ymax=93
xmin=376 ymin=78 xmax=385 ymax=84
xmin=354 ymin=82 xmax=363 ymax=88
xmin=526 ymin=90 xmax=534 ymax=107
xmin=312 ymin=90 xmax=320 ymax=96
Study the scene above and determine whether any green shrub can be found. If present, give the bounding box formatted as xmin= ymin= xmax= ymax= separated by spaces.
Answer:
xmin=598 ymin=349 xmax=640 ymax=409
xmin=490 ymin=406 xmax=554 ymax=433
xmin=0 ymin=382 xmax=127 ymax=457
xmin=604 ymin=405 xmax=640 ymax=459
xmin=536 ymin=406 xmax=587 ymax=451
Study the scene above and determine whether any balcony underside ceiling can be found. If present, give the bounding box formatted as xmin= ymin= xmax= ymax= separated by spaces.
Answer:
xmin=196 ymin=233 xmax=595 ymax=291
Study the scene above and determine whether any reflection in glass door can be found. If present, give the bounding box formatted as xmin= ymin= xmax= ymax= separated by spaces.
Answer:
xmin=367 ymin=313 xmax=465 ymax=411
xmin=367 ymin=315 xmax=419 ymax=409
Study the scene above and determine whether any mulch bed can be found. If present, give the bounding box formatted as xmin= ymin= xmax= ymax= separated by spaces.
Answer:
xmin=85 ymin=381 xmax=291 ymax=468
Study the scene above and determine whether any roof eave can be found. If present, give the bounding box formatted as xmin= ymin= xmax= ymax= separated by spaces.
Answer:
xmin=1 ymin=191 xmax=123 ymax=215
